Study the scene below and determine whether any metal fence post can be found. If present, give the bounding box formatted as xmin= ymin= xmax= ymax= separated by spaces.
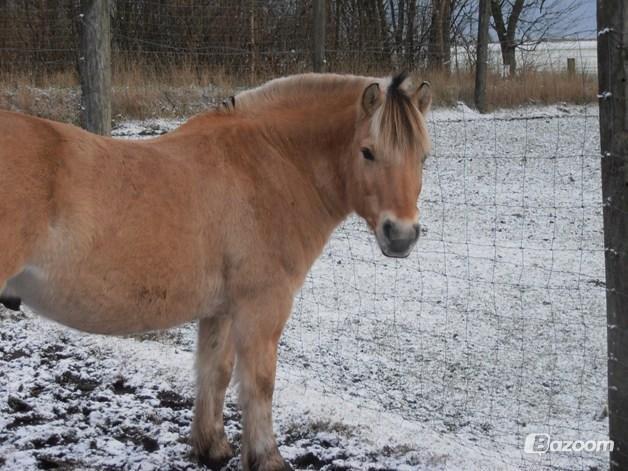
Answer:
xmin=598 ymin=1 xmax=628 ymax=469
xmin=78 ymin=0 xmax=111 ymax=136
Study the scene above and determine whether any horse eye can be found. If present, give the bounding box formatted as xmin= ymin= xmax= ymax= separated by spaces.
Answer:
xmin=361 ymin=148 xmax=375 ymax=161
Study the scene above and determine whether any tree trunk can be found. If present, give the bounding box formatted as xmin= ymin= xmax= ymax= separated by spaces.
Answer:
xmin=405 ymin=0 xmax=417 ymax=68
xmin=376 ymin=0 xmax=391 ymax=66
xmin=491 ymin=0 xmax=524 ymax=75
xmin=312 ymin=0 xmax=326 ymax=72
xmin=396 ymin=0 xmax=405 ymax=56
xmin=443 ymin=1 xmax=452 ymax=66
xmin=428 ymin=0 xmax=452 ymax=71
xmin=475 ymin=0 xmax=490 ymax=113
xmin=503 ymin=45 xmax=516 ymax=76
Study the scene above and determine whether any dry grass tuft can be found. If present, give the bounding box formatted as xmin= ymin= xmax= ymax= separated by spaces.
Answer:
xmin=421 ymin=68 xmax=596 ymax=109
xmin=110 ymin=59 xmax=239 ymax=120
xmin=0 ymin=64 xmax=597 ymax=124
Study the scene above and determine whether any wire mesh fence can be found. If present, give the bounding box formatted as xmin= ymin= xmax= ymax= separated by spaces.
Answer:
xmin=0 ymin=1 xmax=614 ymax=471
xmin=276 ymin=104 xmax=606 ymax=470
xmin=1 ymin=0 xmax=407 ymax=80
xmin=451 ymin=36 xmax=598 ymax=75
xmin=0 ymin=2 xmax=78 ymax=80
xmin=0 ymin=1 xmax=598 ymax=81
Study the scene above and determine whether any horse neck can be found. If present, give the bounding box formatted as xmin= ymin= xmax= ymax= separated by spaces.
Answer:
xmin=258 ymin=105 xmax=355 ymax=226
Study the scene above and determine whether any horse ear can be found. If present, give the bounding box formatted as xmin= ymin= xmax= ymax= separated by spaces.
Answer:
xmin=412 ymin=81 xmax=432 ymax=115
xmin=361 ymin=83 xmax=382 ymax=117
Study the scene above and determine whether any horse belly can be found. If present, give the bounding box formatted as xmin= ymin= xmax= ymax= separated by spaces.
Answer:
xmin=7 ymin=262 xmax=219 ymax=335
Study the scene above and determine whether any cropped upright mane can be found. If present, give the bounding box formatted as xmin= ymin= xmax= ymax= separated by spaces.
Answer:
xmin=232 ymin=73 xmax=375 ymax=113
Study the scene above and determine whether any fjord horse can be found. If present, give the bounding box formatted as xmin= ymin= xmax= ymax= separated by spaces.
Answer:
xmin=0 ymin=72 xmax=431 ymax=470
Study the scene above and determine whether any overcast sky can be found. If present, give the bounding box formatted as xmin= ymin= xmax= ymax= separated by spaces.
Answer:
xmin=572 ymin=0 xmax=597 ymax=37
xmin=481 ymin=1 xmax=596 ymax=41
xmin=488 ymin=1 xmax=597 ymax=40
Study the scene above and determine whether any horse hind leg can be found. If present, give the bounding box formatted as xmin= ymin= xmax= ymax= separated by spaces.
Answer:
xmin=0 ymin=231 xmax=39 ymax=312
xmin=0 ymin=292 xmax=21 ymax=311
xmin=0 ymin=251 xmax=30 ymax=313
xmin=0 ymin=208 xmax=46 ymax=313
xmin=0 ymin=144 xmax=52 ymax=313
xmin=0 ymin=269 xmax=24 ymax=312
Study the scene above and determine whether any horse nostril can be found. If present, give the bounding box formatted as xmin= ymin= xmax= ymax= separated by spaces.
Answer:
xmin=413 ymin=223 xmax=421 ymax=241
xmin=383 ymin=220 xmax=394 ymax=241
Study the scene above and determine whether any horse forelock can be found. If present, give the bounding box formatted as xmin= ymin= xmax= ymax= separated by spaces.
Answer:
xmin=373 ymin=72 xmax=431 ymax=162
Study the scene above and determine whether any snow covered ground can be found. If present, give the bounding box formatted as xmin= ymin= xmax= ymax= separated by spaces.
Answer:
xmin=0 ymin=104 xmax=607 ymax=470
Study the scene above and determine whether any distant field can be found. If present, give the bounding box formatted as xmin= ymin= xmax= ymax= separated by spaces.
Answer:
xmin=453 ymin=40 xmax=598 ymax=74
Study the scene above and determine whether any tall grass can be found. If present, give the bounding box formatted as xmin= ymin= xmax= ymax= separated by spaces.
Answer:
xmin=423 ymin=68 xmax=596 ymax=109
xmin=0 ymin=64 xmax=597 ymax=124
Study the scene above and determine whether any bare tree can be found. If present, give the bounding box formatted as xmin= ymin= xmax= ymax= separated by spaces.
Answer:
xmin=490 ymin=0 xmax=582 ymax=75
xmin=374 ymin=1 xmax=432 ymax=69
xmin=447 ymin=0 xmax=479 ymax=71
xmin=427 ymin=0 xmax=453 ymax=69
xmin=427 ymin=0 xmax=480 ymax=71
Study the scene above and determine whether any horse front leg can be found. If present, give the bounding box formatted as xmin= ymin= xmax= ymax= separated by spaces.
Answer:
xmin=233 ymin=292 xmax=293 ymax=471
xmin=192 ymin=311 xmax=236 ymax=468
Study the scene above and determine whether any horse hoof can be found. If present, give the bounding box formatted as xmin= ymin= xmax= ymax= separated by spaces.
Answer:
xmin=197 ymin=449 xmax=234 ymax=470
xmin=248 ymin=456 xmax=293 ymax=471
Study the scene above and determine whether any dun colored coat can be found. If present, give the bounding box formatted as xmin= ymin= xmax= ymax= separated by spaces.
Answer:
xmin=0 ymin=72 xmax=431 ymax=471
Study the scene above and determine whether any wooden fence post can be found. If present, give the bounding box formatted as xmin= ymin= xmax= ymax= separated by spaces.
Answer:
xmin=567 ymin=58 xmax=576 ymax=78
xmin=312 ymin=0 xmax=326 ymax=73
xmin=598 ymin=1 xmax=628 ymax=469
xmin=78 ymin=0 xmax=111 ymax=136
xmin=474 ymin=0 xmax=490 ymax=113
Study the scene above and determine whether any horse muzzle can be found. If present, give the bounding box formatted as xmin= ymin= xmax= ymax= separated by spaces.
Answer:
xmin=376 ymin=218 xmax=421 ymax=258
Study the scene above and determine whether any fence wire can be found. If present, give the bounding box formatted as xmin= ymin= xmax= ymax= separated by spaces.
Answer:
xmin=0 ymin=1 xmax=598 ymax=80
xmin=0 ymin=2 xmax=611 ymax=471
xmin=277 ymin=105 xmax=606 ymax=471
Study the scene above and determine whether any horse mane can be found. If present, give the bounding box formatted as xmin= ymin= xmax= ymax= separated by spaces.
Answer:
xmin=223 ymin=72 xmax=431 ymax=161
xmin=231 ymin=73 xmax=378 ymax=113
